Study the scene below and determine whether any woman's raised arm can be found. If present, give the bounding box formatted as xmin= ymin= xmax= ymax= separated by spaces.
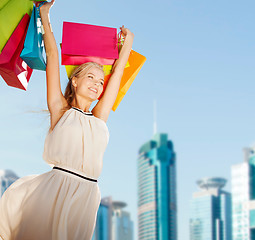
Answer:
xmin=92 ymin=26 xmax=134 ymax=122
xmin=38 ymin=1 xmax=67 ymax=129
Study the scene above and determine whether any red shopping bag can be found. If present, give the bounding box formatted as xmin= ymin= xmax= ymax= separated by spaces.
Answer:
xmin=61 ymin=22 xmax=119 ymax=66
xmin=0 ymin=14 xmax=33 ymax=90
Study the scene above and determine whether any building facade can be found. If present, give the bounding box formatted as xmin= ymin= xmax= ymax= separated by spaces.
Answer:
xmin=0 ymin=169 xmax=19 ymax=197
xmin=112 ymin=201 xmax=133 ymax=240
xmin=93 ymin=197 xmax=113 ymax=240
xmin=247 ymin=148 xmax=255 ymax=239
xmin=231 ymin=147 xmax=255 ymax=240
xmin=231 ymin=155 xmax=250 ymax=240
xmin=137 ymin=133 xmax=177 ymax=240
xmin=190 ymin=177 xmax=232 ymax=240
xmin=93 ymin=197 xmax=133 ymax=240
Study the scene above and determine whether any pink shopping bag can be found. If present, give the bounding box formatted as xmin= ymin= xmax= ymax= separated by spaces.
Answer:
xmin=0 ymin=14 xmax=33 ymax=90
xmin=61 ymin=22 xmax=119 ymax=66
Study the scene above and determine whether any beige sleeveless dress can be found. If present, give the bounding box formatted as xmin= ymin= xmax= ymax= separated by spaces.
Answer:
xmin=0 ymin=107 xmax=109 ymax=240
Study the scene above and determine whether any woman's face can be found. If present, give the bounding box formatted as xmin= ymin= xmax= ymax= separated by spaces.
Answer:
xmin=73 ymin=66 xmax=105 ymax=101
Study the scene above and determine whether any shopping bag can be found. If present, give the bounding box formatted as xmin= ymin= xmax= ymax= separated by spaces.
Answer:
xmin=0 ymin=0 xmax=33 ymax=53
xmin=0 ymin=14 xmax=33 ymax=90
xmin=102 ymin=61 xmax=130 ymax=75
xmin=64 ymin=62 xmax=130 ymax=79
xmin=62 ymin=55 xmax=116 ymax=66
xmin=0 ymin=0 xmax=10 ymax=8
xmin=61 ymin=22 xmax=119 ymax=66
xmin=65 ymin=65 xmax=114 ymax=79
xmin=20 ymin=5 xmax=46 ymax=70
xmin=110 ymin=50 xmax=146 ymax=111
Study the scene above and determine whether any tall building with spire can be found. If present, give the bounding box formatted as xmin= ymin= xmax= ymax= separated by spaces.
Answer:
xmin=0 ymin=169 xmax=19 ymax=197
xmin=190 ymin=177 xmax=232 ymax=240
xmin=137 ymin=133 xmax=177 ymax=240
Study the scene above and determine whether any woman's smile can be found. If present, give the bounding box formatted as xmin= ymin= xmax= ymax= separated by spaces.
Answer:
xmin=89 ymin=87 xmax=98 ymax=93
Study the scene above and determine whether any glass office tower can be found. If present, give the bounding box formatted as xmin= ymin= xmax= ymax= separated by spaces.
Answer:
xmin=92 ymin=197 xmax=113 ymax=240
xmin=112 ymin=201 xmax=134 ymax=240
xmin=93 ymin=197 xmax=133 ymax=240
xmin=138 ymin=133 xmax=177 ymax=240
xmin=231 ymin=147 xmax=255 ymax=240
xmin=190 ymin=177 xmax=232 ymax=240
xmin=0 ymin=169 xmax=19 ymax=197
xmin=247 ymin=148 xmax=255 ymax=240
xmin=231 ymin=155 xmax=250 ymax=240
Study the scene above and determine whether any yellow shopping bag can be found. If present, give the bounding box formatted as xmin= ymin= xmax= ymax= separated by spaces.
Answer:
xmin=65 ymin=65 xmax=117 ymax=79
xmin=0 ymin=0 xmax=33 ymax=53
xmin=65 ymin=61 xmax=130 ymax=79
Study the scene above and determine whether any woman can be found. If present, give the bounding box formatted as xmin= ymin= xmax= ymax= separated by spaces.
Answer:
xmin=0 ymin=0 xmax=134 ymax=239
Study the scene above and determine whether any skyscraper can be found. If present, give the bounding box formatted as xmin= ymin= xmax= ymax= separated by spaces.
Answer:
xmin=248 ymin=147 xmax=255 ymax=240
xmin=231 ymin=157 xmax=249 ymax=240
xmin=231 ymin=147 xmax=255 ymax=240
xmin=93 ymin=197 xmax=113 ymax=240
xmin=190 ymin=177 xmax=232 ymax=240
xmin=93 ymin=197 xmax=133 ymax=240
xmin=137 ymin=133 xmax=177 ymax=240
xmin=0 ymin=169 xmax=19 ymax=197
xmin=112 ymin=201 xmax=133 ymax=240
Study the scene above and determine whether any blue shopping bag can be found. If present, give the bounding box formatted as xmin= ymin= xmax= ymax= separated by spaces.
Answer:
xmin=20 ymin=5 xmax=46 ymax=71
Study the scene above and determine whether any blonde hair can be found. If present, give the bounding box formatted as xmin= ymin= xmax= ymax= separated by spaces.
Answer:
xmin=63 ymin=62 xmax=104 ymax=110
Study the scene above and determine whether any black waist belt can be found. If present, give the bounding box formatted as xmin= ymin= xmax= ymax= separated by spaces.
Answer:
xmin=53 ymin=166 xmax=97 ymax=182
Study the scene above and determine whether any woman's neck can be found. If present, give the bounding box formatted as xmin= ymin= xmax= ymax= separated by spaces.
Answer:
xmin=71 ymin=96 xmax=92 ymax=112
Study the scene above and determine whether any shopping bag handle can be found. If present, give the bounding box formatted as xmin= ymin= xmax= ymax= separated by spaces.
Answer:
xmin=34 ymin=1 xmax=47 ymax=8
xmin=117 ymin=31 xmax=133 ymax=55
xmin=117 ymin=31 xmax=125 ymax=50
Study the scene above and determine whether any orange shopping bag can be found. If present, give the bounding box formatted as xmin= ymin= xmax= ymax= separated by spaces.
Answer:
xmin=110 ymin=50 xmax=146 ymax=111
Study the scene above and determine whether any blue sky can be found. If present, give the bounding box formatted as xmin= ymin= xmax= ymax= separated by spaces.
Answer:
xmin=1 ymin=0 xmax=255 ymax=239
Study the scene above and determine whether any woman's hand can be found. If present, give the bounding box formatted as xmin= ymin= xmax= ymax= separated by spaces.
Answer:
xmin=34 ymin=0 xmax=55 ymax=15
xmin=120 ymin=25 xmax=134 ymax=39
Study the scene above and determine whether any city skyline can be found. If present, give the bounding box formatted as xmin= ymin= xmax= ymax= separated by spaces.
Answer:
xmin=0 ymin=143 xmax=254 ymax=239
xmin=0 ymin=0 xmax=254 ymax=239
